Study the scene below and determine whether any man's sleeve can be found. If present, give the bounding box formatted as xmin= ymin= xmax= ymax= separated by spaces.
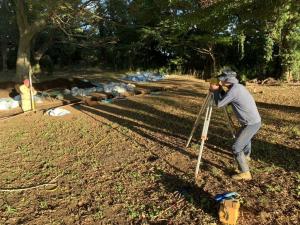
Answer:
xmin=213 ymin=89 xmax=235 ymax=108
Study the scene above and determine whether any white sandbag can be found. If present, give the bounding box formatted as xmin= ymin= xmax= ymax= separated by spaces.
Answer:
xmin=64 ymin=89 xmax=71 ymax=95
xmin=96 ymin=87 xmax=104 ymax=92
xmin=124 ymin=71 xmax=167 ymax=82
xmin=0 ymin=98 xmax=19 ymax=110
xmin=126 ymin=83 xmax=136 ymax=92
xmin=103 ymin=82 xmax=116 ymax=93
xmin=71 ymin=87 xmax=79 ymax=97
xmin=71 ymin=86 xmax=98 ymax=97
xmin=103 ymin=82 xmax=129 ymax=95
xmin=46 ymin=108 xmax=71 ymax=116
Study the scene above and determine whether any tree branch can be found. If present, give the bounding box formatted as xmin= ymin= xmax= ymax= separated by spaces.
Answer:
xmin=15 ymin=0 xmax=29 ymax=33
xmin=30 ymin=18 xmax=47 ymax=34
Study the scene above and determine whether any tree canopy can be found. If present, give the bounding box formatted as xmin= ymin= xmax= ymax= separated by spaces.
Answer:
xmin=0 ymin=0 xmax=299 ymax=81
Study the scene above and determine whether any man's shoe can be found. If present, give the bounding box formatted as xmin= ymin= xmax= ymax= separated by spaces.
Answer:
xmin=232 ymin=171 xmax=252 ymax=180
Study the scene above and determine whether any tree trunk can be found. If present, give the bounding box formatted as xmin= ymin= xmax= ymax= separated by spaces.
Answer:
xmin=210 ymin=53 xmax=216 ymax=75
xmin=1 ymin=38 xmax=8 ymax=72
xmin=15 ymin=0 xmax=46 ymax=82
xmin=197 ymin=45 xmax=216 ymax=77
xmin=32 ymin=33 xmax=53 ymax=67
xmin=282 ymin=66 xmax=292 ymax=82
xmin=16 ymin=33 xmax=31 ymax=82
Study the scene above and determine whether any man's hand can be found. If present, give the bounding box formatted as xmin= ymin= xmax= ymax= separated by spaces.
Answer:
xmin=209 ymin=83 xmax=220 ymax=91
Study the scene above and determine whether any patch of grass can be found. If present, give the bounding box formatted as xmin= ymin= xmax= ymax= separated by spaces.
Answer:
xmin=3 ymin=172 xmax=18 ymax=182
xmin=295 ymin=185 xmax=300 ymax=198
xmin=130 ymin=171 xmax=141 ymax=181
xmin=23 ymin=171 xmax=35 ymax=180
xmin=90 ymin=158 xmax=102 ymax=169
xmin=39 ymin=201 xmax=48 ymax=209
xmin=120 ymin=127 xmax=130 ymax=133
xmin=239 ymin=196 xmax=251 ymax=208
xmin=13 ymin=130 xmax=27 ymax=141
xmin=69 ymin=171 xmax=80 ymax=180
xmin=41 ymin=161 xmax=55 ymax=170
xmin=210 ymin=167 xmax=221 ymax=178
xmin=17 ymin=144 xmax=30 ymax=154
xmin=5 ymin=205 xmax=17 ymax=214
xmin=265 ymin=184 xmax=283 ymax=193
xmin=147 ymin=205 xmax=161 ymax=220
xmin=149 ymin=169 xmax=163 ymax=181
xmin=290 ymin=126 xmax=300 ymax=138
xmin=258 ymin=196 xmax=270 ymax=208
xmin=128 ymin=205 xmax=140 ymax=219
xmin=252 ymin=164 xmax=278 ymax=174
xmin=115 ymin=183 xmax=125 ymax=194
xmin=79 ymin=127 xmax=89 ymax=136
xmin=93 ymin=209 xmax=104 ymax=220
xmin=61 ymin=147 xmax=74 ymax=153
xmin=41 ymin=131 xmax=55 ymax=141
xmin=294 ymin=173 xmax=300 ymax=197
xmin=191 ymin=143 xmax=200 ymax=150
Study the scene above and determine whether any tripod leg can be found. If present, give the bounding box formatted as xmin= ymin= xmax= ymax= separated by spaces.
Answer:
xmin=186 ymin=92 xmax=211 ymax=147
xmin=223 ymin=107 xmax=236 ymax=138
xmin=195 ymin=99 xmax=213 ymax=179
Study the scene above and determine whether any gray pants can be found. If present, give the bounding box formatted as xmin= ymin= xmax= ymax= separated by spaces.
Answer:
xmin=232 ymin=122 xmax=261 ymax=172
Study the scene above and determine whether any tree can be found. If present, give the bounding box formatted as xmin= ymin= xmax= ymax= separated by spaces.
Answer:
xmin=13 ymin=0 xmax=102 ymax=81
xmin=224 ymin=0 xmax=300 ymax=80
xmin=6 ymin=0 xmax=298 ymax=80
xmin=14 ymin=0 xmax=46 ymax=81
xmin=0 ymin=0 xmax=17 ymax=72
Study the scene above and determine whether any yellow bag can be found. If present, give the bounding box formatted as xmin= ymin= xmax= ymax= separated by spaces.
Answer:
xmin=219 ymin=199 xmax=240 ymax=225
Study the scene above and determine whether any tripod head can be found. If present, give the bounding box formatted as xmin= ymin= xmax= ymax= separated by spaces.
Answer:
xmin=207 ymin=78 xmax=228 ymax=96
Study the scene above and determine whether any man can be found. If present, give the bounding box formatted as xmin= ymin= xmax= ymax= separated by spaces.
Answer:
xmin=19 ymin=79 xmax=37 ymax=112
xmin=210 ymin=70 xmax=261 ymax=180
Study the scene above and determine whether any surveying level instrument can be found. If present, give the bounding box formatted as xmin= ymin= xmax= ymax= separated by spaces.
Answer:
xmin=186 ymin=91 xmax=236 ymax=179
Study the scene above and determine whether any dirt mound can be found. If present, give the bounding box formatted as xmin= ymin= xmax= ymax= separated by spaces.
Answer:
xmin=0 ymin=78 xmax=97 ymax=92
xmin=0 ymin=78 xmax=98 ymax=98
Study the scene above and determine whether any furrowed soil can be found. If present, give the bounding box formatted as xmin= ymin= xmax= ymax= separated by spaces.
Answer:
xmin=0 ymin=75 xmax=299 ymax=225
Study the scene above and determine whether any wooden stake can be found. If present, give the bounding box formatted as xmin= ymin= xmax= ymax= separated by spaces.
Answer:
xmin=28 ymin=68 xmax=35 ymax=111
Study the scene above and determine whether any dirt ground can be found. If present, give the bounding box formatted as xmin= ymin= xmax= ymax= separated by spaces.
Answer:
xmin=0 ymin=75 xmax=299 ymax=225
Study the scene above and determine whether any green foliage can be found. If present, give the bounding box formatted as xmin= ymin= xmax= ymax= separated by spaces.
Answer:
xmin=5 ymin=0 xmax=300 ymax=80
xmin=0 ymin=0 xmax=18 ymax=71
xmin=5 ymin=205 xmax=17 ymax=214
xmin=290 ymin=126 xmax=300 ymax=138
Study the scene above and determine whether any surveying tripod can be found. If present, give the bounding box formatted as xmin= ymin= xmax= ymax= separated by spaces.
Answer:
xmin=186 ymin=91 xmax=236 ymax=179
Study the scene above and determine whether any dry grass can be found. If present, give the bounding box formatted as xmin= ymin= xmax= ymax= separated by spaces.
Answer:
xmin=0 ymin=75 xmax=299 ymax=224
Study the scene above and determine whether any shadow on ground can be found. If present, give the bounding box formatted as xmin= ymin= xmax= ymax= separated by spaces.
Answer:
xmin=257 ymin=101 xmax=300 ymax=113
xmin=157 ymin=171 xmax=217 ymax=219
xmin=73 ymin=95 xmax=300 ymax=173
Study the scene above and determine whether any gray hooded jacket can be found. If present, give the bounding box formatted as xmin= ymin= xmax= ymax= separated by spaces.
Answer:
xmin=214 ymin=77 xmax=261 ymax=125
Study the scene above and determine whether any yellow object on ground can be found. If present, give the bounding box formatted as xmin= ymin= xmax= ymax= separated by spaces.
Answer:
xmin=219 ymin=199 xmax=240 ymax=225
xmin=232 ymin=171 xmax=252 ymax=180
xmin=19 ymin=84 xmax=36 ymax=112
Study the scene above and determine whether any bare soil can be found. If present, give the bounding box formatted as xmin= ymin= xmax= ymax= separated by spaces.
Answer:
xmin=0 ymin=75 xmax=299 ymax=225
